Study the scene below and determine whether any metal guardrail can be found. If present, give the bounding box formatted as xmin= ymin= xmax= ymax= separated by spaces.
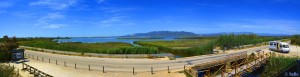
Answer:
xmin=22 ymin=63 xmax=53 ymax=77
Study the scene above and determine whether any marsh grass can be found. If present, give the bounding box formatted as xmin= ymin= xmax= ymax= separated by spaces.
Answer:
xmin=260 ymin=55 xmax=299 ymax=77
xmin=18 ymin=38 xmax=159 ymax=54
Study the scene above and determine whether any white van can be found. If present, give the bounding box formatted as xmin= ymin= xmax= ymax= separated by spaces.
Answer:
xmin=269 ymin=41 xmax=290 ymax=53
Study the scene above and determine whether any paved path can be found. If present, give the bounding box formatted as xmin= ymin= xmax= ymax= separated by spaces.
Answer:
xmin=24 ymin=46 xmax=268 ymax=72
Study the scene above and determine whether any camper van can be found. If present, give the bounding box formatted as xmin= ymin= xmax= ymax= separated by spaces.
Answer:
xmin=269 ymin=41 xmax=290 ymax=53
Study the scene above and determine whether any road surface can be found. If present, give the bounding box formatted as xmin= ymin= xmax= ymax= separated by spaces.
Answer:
xmin=24 ymin=46 xmax=268 ymax=72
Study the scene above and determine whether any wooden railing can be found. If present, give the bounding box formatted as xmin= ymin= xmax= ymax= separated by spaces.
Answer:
xmin=22 ymin=63 xmax=53 ymax=77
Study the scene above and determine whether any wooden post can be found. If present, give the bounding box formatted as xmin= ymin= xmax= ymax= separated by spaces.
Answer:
xmin=29 ymin=67 xmax=32 ymax=74
xmin=37 ymin=56 xmax=38 ymax=60
xmin=64 ymin=61 xmax=66 ymax=67
xmin=22 ymin=63 xmax=24 ymax=69
xmin=103 ymin=66 xmax=104 ymax=73
xmin=49 ymin=59 xmax=50 ymax=63
xmin=89 ymin=65 xmax=90 ymax=71
xmin=168 ymin=66 xmax=170 ymax=73
xmin=17 ymin=68 xmax=19 ymax=76
xmin=184 ymin=65 xmax=185 ymax=70
xmin=133 ymin=67 xmax=135 ymax=75
xmin=33 ymin=68 xmax=36 ymax=75
xmin=56 ymin=60 xmax=57 ymax=65
xmin=42 ymin=57 xmax=44 ymax=62
xmin=151 ymin=67 xmax=153 ymax=74
xmin=234 ymin=66 xmax=237 ymax=76
xmin=75 ymin=63 xmax=76 ymax=69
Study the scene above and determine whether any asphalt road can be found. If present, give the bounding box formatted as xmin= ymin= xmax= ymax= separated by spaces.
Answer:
xmin=24 ymin=46 xmax=268 ymax=72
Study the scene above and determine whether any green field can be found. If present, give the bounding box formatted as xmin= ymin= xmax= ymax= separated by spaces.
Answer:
xmin=134 ymin=39 xmax=214 ymax=49
xmin=18 ymin=38 xmax=159 ymax=54
xmin=134 ymin=39 xmax=216 ymax=57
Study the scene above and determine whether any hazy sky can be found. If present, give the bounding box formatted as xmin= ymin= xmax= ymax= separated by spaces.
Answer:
xmin=0 ymin=0 xmax=299 ymax=37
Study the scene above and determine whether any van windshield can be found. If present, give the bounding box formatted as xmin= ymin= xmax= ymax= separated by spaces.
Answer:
xmin=282 ymin=45 xmax=289 ymax=48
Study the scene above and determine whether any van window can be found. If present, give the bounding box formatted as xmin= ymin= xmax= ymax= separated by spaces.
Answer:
xmin=283 ymin=45 xmax=289 ymax=48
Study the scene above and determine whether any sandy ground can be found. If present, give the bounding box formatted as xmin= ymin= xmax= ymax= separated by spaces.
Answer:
xmin=6 ymin=63 xmax=33 ymax=77
xmin=9 ymin=59 xmax=185 ymax=77
xmin=10 ymin=45 xmax=270 ymax=77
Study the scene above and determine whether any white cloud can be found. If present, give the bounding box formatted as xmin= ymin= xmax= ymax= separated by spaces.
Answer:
xmin=30 ymin=0 xmax=77 ymax=10
xmin=218 ymin=19 xmax=300 ymax=34
xmin=100 ymin=7 xmax=135 ymax=13
xmin=96 ymin=0 xmax=105 ymax=3
xmin=96 ymin=16 xmax=136 ymax=28
xmin=36 ymin=12 xmax=66 ymax=29
xmin=43 ymin=24 xmax=65 ymax=29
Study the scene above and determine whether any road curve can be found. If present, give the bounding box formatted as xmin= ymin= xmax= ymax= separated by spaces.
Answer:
xmin=24 ymin=46 xmax=268 ymax=72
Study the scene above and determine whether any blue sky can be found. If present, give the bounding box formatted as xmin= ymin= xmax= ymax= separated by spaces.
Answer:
xmin=0 ymin=0 xmax=299 ymax=37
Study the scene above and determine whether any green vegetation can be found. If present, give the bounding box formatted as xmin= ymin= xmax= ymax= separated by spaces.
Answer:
xmin=291 ymin=35 xmax=300 ymax=45
xmin=216 ymin=33 xmax=285 ymax=49
xmin=18 ymin=38 xmax=159 ymax=54
xmin=0 ymin=64 xmax=19 ymax=77
xmin=135 ymin=39 xmax=213 ymax=49
xmin=261 ymin=55 xmax=299 ymax=77
xmin=0 ymin=36 xmax=19 ymax=62
xmin=135 ymin=33 xmax=285 ymax=57
xmin=134 ymin=39 xmax=216 ymax=56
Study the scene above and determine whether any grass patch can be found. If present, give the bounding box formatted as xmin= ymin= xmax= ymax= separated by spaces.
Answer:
xmin=260 ymin=55 xmax=299 ymax=77
xmin=134 ymin=39 xmax=216 ymax=57
xmin=0 ymin=64 xmax=18 ymax=77
xmin=18 ymin=38 xmax=159 ymax=54
xmin=134 ymin=39 xmax=214 ymax=49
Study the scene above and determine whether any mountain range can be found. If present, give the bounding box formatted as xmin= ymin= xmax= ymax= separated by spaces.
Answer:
xmin=123 ymin=31 xmax=290 ymax=38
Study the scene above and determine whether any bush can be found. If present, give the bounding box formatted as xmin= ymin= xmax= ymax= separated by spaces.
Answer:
xmin=260 ymin=56 xmax=299 ymax=77
xmin=0 ymin=64 xmax=18 ymax=77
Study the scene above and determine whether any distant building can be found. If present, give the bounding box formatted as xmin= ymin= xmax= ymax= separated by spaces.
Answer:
xmin=11 ymin=48 xmax=25 ymax=60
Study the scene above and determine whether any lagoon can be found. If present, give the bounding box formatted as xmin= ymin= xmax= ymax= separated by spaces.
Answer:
xmin=55 ymin=37 xmax=176 ymax=44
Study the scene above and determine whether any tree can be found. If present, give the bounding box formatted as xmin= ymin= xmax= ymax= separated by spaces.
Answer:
xmin=0 ymin=36 xmax=19 ymax=62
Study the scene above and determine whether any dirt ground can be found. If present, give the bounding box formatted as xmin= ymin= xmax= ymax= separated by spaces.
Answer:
xmin=10 ymin=45 xmax=299 ymax=77
xmin=10 ymin=59 xmax=186 ymax=77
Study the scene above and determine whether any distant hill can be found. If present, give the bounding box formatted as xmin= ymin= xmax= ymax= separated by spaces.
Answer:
xmin=200 ymin=32 xmax=290 ymax=37
xmin=124 ymin=31 xmax=199 ymax=38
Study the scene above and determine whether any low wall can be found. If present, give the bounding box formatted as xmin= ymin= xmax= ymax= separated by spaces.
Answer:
xmin=19 ymin=46 xmax=175 ymax=59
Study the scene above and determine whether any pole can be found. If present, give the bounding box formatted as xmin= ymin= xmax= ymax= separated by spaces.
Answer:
xmin=37 ymin=56 xmax=38 ymax=60
xmin=42 ymin=57 xmax=44 ymax=62
xmin=64 ymin=61 xmax=66 ymax=67
xmin=56 ymin=60 xmax=57 ymax=65
xmin=89 ymin=65 xmax=90 ymax=71
xmin=168 ymin=66 xmax=170 ymax=73
xmin=49 ymin=59 xmax=50 ymax=63
xmin=75 ymin=63 xmax=76 ymax=69
xmin=133 ymin=67 xmax=135 ymax=75
xmin=22 ymin=63 xmax=24 ymax=69
xmin=103 ymin=66 xmax=104 ymax=73
xmin=151 ymin=67 xmax=153 ymax=74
